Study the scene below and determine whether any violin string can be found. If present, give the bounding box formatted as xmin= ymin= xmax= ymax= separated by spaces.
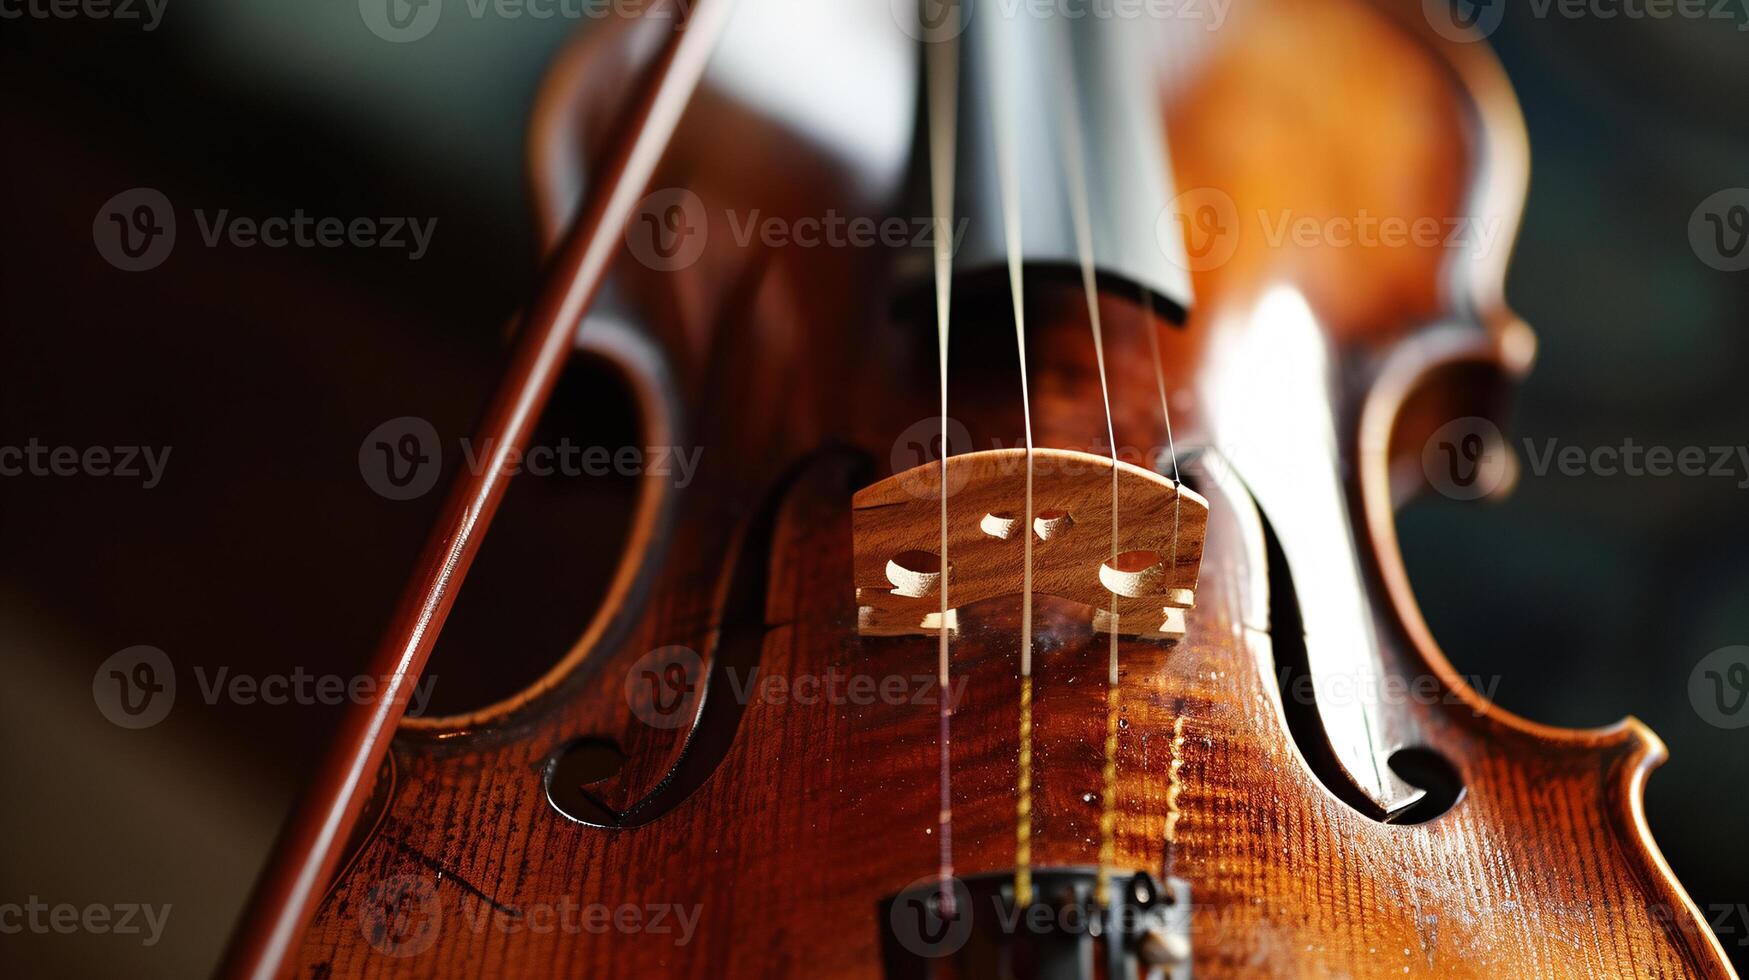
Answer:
xmin=1142 ymin=287 xmax=1183 ymax=640
xmin=1149 ymin=16 xmax=1189 ymax=880
xmin=924 ymin=24 xmax=959 ymax=913
xmin=987 ymin=24 xmax=1037 ymax=910
xmin=1052 ymin=44 xmax=1124 ymax=909
xmin=1141 ymin=285 xmax=1184 ymax=880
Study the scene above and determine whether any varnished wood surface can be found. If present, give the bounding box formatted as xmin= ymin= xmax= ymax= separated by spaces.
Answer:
xmin=268 ymin=0 xmax=1734 ymax=976
xmin=851 ymin=448 xmax=1207 ymax=637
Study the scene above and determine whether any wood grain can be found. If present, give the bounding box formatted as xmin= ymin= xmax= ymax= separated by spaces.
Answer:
xmin=852 ymin=448 xmax=1207 ymax=637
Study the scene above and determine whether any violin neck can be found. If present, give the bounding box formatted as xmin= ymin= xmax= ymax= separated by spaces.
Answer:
xmin=920 ymin=4 xmax=1197 ymax=317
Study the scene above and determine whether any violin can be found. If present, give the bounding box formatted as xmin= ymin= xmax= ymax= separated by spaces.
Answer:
xmin=224 ymin=0 xmax=1737 ymax=975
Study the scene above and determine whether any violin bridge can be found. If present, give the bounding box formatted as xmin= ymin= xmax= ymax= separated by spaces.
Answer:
xmin=851 ymin=448 xmax=1208 ymax=639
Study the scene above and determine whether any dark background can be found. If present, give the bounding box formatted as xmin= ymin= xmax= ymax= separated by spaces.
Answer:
xmin=1 ymin=2 xmax=1745 ymax=976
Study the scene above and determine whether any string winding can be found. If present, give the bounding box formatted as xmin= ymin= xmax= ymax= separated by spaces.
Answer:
xmin=987 ymin=25 xmax=1038 ymax=910
xmin=924 ymin=27 xmax=960 ymax=913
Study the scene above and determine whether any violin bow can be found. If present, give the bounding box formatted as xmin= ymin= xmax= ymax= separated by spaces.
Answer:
xmin=221 ymin=2 xmax=737 ymax=975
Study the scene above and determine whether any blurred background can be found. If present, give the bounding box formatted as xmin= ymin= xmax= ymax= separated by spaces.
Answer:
xmin=1 ymin=0 xmax=1745 ymax=975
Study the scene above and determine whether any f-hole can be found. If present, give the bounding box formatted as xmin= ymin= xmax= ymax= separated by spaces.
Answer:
xmin=415 ymin=350 xmax=645 ymax=720
xmin=549 ymin=448 xmax=871 ymax=829
xmin=544 ymin=737 xmax=629 ymax=826
xmin=1385 ymin=748 xmax=1465 ymax=825
xmin=1250 ymin=477 xmax=1466 ymax=825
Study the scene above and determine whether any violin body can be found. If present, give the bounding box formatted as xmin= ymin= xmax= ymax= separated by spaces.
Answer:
xmin=278 ymin=0 xmax=1732 ymax=975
